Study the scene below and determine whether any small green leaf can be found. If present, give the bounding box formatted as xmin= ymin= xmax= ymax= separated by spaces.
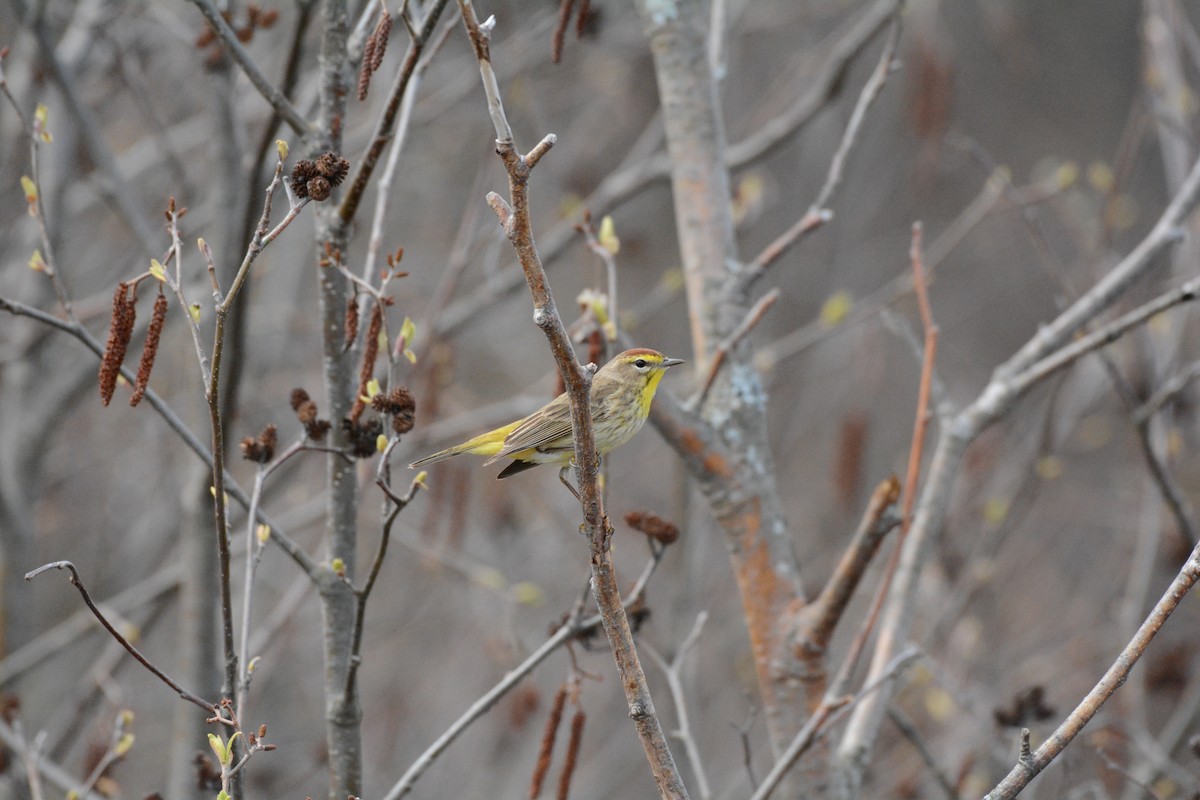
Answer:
xmin=1036 ymin=455 xmax=1064 ymax=481
xmin=218 ymin=791 xmax=231 ymax=800
xmin=1088 ymin=161 xmax=1114 ymax=193
xmin=475 ymin=568 xmax=507 ymax=591
xmin=1053 ymin=161 xmax=1078 ymax=189
xmin=331 ymin=557 xmax=346 ymax=577
xmin=983 ymin=497 xmax=1009 ymax=525
xmin=207 ymin=732 xmax=226 ymax=765
xmin=256 ymin=523 xmax=270 ymax=544
xmin=376 ymin=433 xmax=388 ymax=453
xmin=189 ymin=303 xmax=202 ymax=323
xmin=114 ymin=732 xmax=135 ymax=757
xmin=20 ymin=175 xmax=37 ymax=208
xmin=399 ymin=316 xmax=416 ymax=346
xmin=149 ymin=258 xmax=166 ymax=282
xmin=513 ymin=581 xmax=544 ymax=607
xmin=34 ymin=103 xmax=52 ymax=143
xmin=275 ymin=139 xmax=289 ymax=161
xmin=819 ymin=291 xmax=852 ymax=327
xmin=27 ymin=249 xmax=46 ymax=272
xmin=366 ymin=378 xmax=381 ymax=399
xmin=598 ymin=214 xmax=620 ymax=254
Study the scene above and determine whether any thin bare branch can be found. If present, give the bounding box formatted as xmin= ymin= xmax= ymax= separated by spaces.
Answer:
xmin=456 ymin=3 xmax=686 ymax=795
xmin=340 ymin=0 xmax=453 ymax=224
xmin=185 ymin=0 xmax=311 ymax=135
xmin=24 ymin=561 xmax=223 ymax=716
xmin=0 ymin=294 xmax=319 ymax=577
xmin=800 ymin=476 xmax=901 ymax=702
xmin=644 ymin=613 xmax=714 ymax=800
xmin=435 ymin=0 xmax=898 ymax=337
xmin=382 ymin=546 xmax=670 ymax=799
xmin=0 ymin=561 xmax=182 ymax=687
xmin=343 ymin=475 xmax=424 ymax=703
xmin=741 ymin=6 xmax=901 ymax=287
xmin=888 ymin=707 xmax=961 ymax=800
xmin=836 ymin=154 xmax=1200 ymax=794
xmin=0 ymin=719 xmax=104 ymax=800
xmin=901 ymin=222 xmax=940 ymax=531
xmin=1135 ymin=357 xmax=1200 ymax=423
xmin=688 ymin=288 xmax=780 ymax=410
xmin=983 ymin=545 xmax=1200 ymax=798
xmin=1008 ymin=274 xmax=1200 ymax=398
xmin=752 ymin=646 xmax=920 ymax=800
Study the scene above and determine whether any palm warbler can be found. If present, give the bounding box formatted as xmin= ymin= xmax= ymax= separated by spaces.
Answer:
xmin=410 ymin=348 xmax=684 ymax=492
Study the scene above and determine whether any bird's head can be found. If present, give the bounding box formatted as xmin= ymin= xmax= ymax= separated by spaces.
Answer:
xmin=600 ymin=348 xmax=685 ymax=410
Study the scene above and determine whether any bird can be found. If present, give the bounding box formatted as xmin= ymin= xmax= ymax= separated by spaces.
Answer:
xmin=409 ymin=348 xmax=684 ymax=496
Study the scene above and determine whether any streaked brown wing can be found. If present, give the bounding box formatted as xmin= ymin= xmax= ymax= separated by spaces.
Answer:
xmin=485 ymin=395 xmax=574 ymax=462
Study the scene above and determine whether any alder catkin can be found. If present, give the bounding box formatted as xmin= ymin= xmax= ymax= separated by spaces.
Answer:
xmin=556 ymin=708 xmax=586 ymax=800
xmin=344 ymin=296 xmax=360 ymax=350
xmin=529 ymin=685 xmax=567 ymax=799
xmin=130 ymin=291 xmax=168 ymax=407
xmin=99 ymin=282 xmax=136 ymax=406
xmin=349 ymin=302 xmax=383 ymax=423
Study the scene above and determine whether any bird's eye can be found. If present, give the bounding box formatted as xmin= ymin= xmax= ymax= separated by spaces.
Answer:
xmin=634 ymin=358 xmax=647 ymax=369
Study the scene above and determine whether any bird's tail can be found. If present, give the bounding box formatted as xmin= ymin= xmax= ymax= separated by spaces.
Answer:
xmin=408 ymin=421 xmax=520 ymax=469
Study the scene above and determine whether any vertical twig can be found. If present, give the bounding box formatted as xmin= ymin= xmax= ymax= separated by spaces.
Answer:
xmin=457 ymin=3 xmax=687 ymax=796
xmin=829 ymin=224 xmax=938 ymax=700
xmin=644 ymin=613 xmax=714 ymax=800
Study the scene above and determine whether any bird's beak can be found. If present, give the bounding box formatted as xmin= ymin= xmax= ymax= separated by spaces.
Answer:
xmin=661 ymin=357 xmax=685 ymax=368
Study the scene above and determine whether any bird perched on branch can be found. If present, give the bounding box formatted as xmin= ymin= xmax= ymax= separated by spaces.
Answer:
xmin=410 ymin=348 xmax=684 ymax=496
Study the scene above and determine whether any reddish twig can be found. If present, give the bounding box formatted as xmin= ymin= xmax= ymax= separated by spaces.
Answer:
xmin=795 ymin=477 xmax=901 ymax=708
xmin=829 ymin=224 xmax=938 ymax=697
xmin=901 ymin=222 xmax=939 ymax=532
xmin=551 ymin=0 xmax=576 ymax=63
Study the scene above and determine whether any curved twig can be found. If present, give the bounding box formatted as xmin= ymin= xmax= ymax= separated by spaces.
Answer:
xmin=24 ymin=561 xmax=222 ymax=717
